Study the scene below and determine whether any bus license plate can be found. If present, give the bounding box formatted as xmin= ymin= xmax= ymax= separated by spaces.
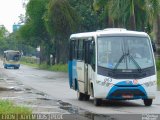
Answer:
xmin=122 ymin=94 xmax=133 ymax=98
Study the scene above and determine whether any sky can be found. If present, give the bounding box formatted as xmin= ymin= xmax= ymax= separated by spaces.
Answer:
xmin=0 ymin=0 xmax=26 ymax=32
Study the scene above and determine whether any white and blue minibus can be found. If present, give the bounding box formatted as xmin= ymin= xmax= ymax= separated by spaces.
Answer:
xmin=68 ymin=28 xmax=157 ymax=106
xmin=3 ymin=50 xmax=21 ymax=69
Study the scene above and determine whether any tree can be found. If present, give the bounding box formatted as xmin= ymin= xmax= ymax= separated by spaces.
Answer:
xmin=145 ymin=0 xmax=160 ymax=43
xmin=68 ymin=0 xmax=100 ymax=31
xmin=45 ymin=0 xmax=79 ymax=63
xmin=18 ymin=0 xmax=51 ymax=63
xmin=93 ymin=0 xmax=160 ymax=32
xmin=0 ymin=25 xmax=8 ymax=39
xmin=0 ymin=25 xmax=9 ymax=55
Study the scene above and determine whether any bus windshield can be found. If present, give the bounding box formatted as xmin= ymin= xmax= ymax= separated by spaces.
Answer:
xmin=5 ymin=52 xmax=20 ymax=61
xmin=98 ymin=36 xmax=154 ymax=70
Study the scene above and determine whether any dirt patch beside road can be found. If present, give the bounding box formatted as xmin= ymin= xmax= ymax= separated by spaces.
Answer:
xmin=0 ymin=72 xmax=97 ymax=120
xmin=0 ymin=73 xmax=69 ymax=114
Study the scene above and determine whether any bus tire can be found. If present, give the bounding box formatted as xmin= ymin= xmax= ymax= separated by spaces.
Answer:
xmin=94 ymin=98 xmax=102 ymax=106
xmin=143 ymin=99 xmax=152 ymax=106
xmin=84 ymin=94 xmax=90 ymax=101
xmin=77 ymin=92 xmax=84 ymax=101
xmin=14 ymin=67 xmax=19 ymax=69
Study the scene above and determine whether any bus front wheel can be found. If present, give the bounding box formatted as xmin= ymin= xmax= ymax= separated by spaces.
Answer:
xmin=14 ymin=67 xmax=19 ymax=69
xmin=84 ymin=94 xmax=90 ymax=101
xmin=77 ymin=92 xmax=85 ymax=101
xmin=143 ymin=99 xmax=152 ymax=106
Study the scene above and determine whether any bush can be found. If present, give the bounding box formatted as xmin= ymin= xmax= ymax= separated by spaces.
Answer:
xmin=156 ymin=59 xmax=160 ymax=71
xmin=0 ymin=100 xmax=32 ymax=114
xmin=21 ymin=56 xmax=38 ymax=64
xmin=39 ymin=64 xmax=68 ymax=72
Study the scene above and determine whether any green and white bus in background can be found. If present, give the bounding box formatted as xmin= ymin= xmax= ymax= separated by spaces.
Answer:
xmin=3 ymin=50 xmax=21 ymax=69
xmin=68 ymin=28 xmax=157 ymax=106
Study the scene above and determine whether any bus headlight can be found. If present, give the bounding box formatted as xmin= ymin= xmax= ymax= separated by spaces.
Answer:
xmin=96 ymin=80 xmax=113 ymax=87
xmin=143 ymin=81 xmax=156 ymax=87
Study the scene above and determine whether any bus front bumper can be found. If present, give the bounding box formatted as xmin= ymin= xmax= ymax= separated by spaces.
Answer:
xmin=106 ymin=85 xmax=148 ymax=100
xmin=4 ymin=64 xmax=20 ymax=68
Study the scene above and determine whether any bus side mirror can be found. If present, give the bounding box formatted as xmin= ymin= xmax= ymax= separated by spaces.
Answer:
xmin=151 ymin=41 xmax=156 ymax=52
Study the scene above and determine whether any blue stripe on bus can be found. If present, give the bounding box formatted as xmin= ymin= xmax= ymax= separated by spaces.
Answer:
xmin=68 ymin=60 xmax=79 ymax=90
xmin=72 ymin=60 xmax=78 ymax=90
xmin=107 ymin=81 xmax=148 ymax=100
xmin=68 ymin=61 xmax=73 ymax=88
xmin=4 ymin=64 xmax=20 ymax=68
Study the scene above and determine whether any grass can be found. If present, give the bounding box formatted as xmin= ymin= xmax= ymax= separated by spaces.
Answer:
xmin=39 ymin=64 xmax=68 ymax=72
xmin=20 ymin=61 xmax=39 ymax=68
xmin=20 ymin=60 xmax=68 ymax=72
xmin=156 ymin=59 xmax=160 ymax=88
xmin=20 ymin=56 xmax=68 ymax=72
xmin=0 ymin=100 xmax=32 ymax=114
xmin=157 ymin=70 xmax=160 ymax=88
xmin=21 ymin=61 xmax=68 ymax=72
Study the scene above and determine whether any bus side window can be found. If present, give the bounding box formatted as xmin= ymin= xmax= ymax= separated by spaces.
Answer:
xmin=77 ymin=40 xmax=84 ymax=60
xmin=69 ymin=40 xmax=74 ymax=60
xmin=75 ymin=40 xmax=79 ymax=59
xmin=89 ymin=40 xmax=95 ymax=71
xmin=70 ymin=40 xmax=76 ymax=60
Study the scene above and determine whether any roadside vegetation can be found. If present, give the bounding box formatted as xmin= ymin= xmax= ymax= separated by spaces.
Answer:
xmin=39 ymin=64 xmax=68 ymax=72
xmin=0 ymin=100 xmax=32 ymax=114
xmin=21 ymin=56 xmax=68 ymax=72
xmin=156 ymin=60 xmax=160 ymax=88
xmin=157 ymin=71 xmax=160 ymax=88
xmin=20 ymin=56 xmax=39 ymax=68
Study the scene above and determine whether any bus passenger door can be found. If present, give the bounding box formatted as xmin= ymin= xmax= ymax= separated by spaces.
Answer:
xmin=84 ymin=40 xmax=94 ymax=94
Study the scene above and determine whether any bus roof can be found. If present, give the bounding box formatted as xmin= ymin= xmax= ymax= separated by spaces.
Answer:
xmin=70 ymin=28 xmax=149 ymax=39
xmin=4 ymin=50 xmax=20 ymax=53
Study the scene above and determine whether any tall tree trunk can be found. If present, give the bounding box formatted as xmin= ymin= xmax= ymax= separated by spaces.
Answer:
xmin=155 ymin=15 xmax=160 ymax=57
xmin=157 ymin=15 xmax=160 ymax=44
xmin=152 ymin=15 xmax=160 ymax=58
xmin=130 ymin=0 xmax=136 ymax=30
xmin=39 ymin=45 xmax=46 ymax=64
xmin=108 ymin=16 xmax=114 ymax=28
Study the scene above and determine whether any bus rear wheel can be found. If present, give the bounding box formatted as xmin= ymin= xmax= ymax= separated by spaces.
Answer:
xmin=84 ymin=94 xmax=90 ymax=101
xmin=94 ymin=98 xmax=102 ymax=106
xmin=143 ymin=99 xmax=152 ymax=106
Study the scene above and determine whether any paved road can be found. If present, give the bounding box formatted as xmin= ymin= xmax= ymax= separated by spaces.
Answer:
xmin=1 ymin=62 xmax=160 ymax=115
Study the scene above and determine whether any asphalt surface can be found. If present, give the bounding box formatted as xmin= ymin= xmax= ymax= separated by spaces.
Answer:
xmin=0 ymin=61 xmax=160 ymax=120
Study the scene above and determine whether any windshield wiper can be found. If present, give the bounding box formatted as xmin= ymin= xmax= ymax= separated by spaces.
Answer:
xmin=114 ymin=53 xmax=126 ymax=70
xmin=128 ymin=54 xmax=142 ymax=72
xmin=114 ymin=53 xmax=142 ymax=72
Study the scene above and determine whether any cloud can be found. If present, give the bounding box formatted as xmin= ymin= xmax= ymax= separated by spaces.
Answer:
xmin=0 ymin=0 xmax=25 ymax=32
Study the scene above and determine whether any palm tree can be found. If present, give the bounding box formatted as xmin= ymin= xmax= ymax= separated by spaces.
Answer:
xmin=93 ymin=0 xmax=114 ymax=27
xmin=145 ymin=0 xmax=160 ymax=43
xmin=94 ymin=0 xmax=160 ymax=55
xmin=93 ymin=0 xmax=145 ymax=30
